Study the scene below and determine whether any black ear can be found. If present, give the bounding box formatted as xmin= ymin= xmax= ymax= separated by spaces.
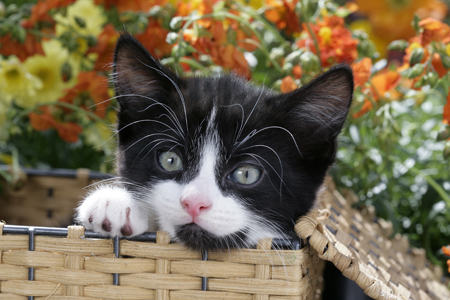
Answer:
xmin=284 ymin=65 xmax=354 ymax=158
xmin=113 ymin=33 xmax=179 ymax=110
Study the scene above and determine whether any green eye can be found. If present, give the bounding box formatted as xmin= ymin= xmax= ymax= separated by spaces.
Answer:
xmin=158 ymin=151 xmax=183 ymax=172
xmin=229 ymin=166 xmax=261 ymax=185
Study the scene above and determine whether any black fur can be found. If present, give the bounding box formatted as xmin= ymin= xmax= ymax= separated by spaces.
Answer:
xmin=113 ymin=33 xmax=353 ymax=250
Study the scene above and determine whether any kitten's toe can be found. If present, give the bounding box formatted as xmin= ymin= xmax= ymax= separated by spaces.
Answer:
xmin=76 ymin=185 xmax=148 ymax=237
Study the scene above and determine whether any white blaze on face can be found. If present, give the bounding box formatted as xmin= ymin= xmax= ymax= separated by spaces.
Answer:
xmin=150 ymin=107 xmax=249 ymax=239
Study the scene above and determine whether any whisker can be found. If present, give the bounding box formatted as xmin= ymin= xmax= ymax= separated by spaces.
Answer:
xmin=234 ymin=85 xmax=265 ymax=149
xmin=236 ymin=126 xmax=303 ymax=159
xmin=135 ymin=58 xmax=189 ymax=133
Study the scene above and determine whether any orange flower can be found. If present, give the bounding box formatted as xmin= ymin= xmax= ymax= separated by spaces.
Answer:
xmin=292 ymin=65 xmax=302 ymax=79
xmin=29 ymin=107 xmax=82 ymax=143
xmin=95 ymin=0 xmax=167 ymax=12
xmin=418 ymin=18 xmax=450 ymax=46
xmin=403 ymin=42 xmax=430 ymax=66
xmin=265 ymin=0 xmax=301 ymax=35
xmin=136 ymin=20 xmax=172 ymax=58
xmin=0 ymin=33 xmax=44 ymax=62
xmin=22 ymin=0 xmax=75 ymax=28
xmin=29 ymin=107 xmax=54 ymax=131
xmin=59 ymin=71 xmax=110 ymax=118
xmin=197 ymin=0 xmax=214 ymax=27
xmin=432 ymin=53 xmax=448 ymax=78
xmin=54 ymin=122 xmax=83 ymax=143
xmin=351 ymin=57 xmax=372 ymax=88
xmin=353 ymin=100 xmax=373 ymax=119
xmin=184 ymin=20 xmax=251 ymax=78
xmin=442 ymin=245 xmax=450 ymax=272
xmin=87 ymin=24 xmax=118 ymax=71
xmin=354 ymin=0 xmax=448 ymax=43
xmin=297 ymin=15 xmax=358 ymax=67
xmin=371 ymin=70 xmax=402 ymax=100
xmin=235 ymin=26 xmax=259 ymax=52
xmin=280 ymin=76 xmax=298 ymax=93
xmin=353 ymin=69 xmax=404 ymax=119
xmin=443 ymin=245 xmax=450 ymax=256
xmin=444 ymin=94 xmax=450 ymax=125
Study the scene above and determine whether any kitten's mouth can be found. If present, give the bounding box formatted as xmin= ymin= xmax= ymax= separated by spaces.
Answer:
xmin=175 ymin=223 xmax=248 ymax=251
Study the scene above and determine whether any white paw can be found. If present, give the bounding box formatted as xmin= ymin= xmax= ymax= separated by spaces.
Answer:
xmin=76 ymin=185 xmax=149 ymax=237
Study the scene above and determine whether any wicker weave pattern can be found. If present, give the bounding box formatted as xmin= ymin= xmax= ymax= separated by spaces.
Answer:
xmin=0 ymin=222 xmax=324 ymax=299
xmin=295 ymin=178 xmax=450 ymax=300
xmin=0 ymin=169 xmax=95 ymax=227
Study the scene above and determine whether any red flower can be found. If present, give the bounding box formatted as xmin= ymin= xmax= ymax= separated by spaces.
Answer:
xmin=351 ymin=58 xmax=372 ymax=88
xmin=265 ymin=0 xmax=301 ymax=35
xmin=184 ymin=20 xmax=251 ymax=79
xmin=59 ymin=71 xmax=110 ymax=118
xmin=55 ymin=122 xmax=83 ymax=143
xmin=29 ymin=107 xmax=54 ymax=131
xmin=297 ymin=15 xmax=358 ymax=67
xmin=0 ymin=33 xmax=44 ymax=61
xmin=22 ymin=0 xmax=76 ymax=28
xmin=135 ymin=20 xmax=172 ymax=58
xmin=87 ymin=24 xmax=118 ymax=71
xmin=29 ymin=107 xmax=83 ymax=143
xmin=280 ymin=76 xmax=298 ymax=93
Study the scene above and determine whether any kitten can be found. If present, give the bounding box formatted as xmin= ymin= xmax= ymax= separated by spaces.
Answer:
xmin=76 ymin=34 xmax=353 ymax=251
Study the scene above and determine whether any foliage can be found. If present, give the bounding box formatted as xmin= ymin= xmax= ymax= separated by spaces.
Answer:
xmin=0 ymin=0 xmax=449 ymax=273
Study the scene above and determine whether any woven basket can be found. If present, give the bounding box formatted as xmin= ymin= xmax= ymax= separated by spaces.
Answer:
xmin=295 ymin=178 xmax=450 ymax=300
xmin=1 ymin=175 xmax=449 ymax=300
xmin=0 ymin=223 xmax=324 ymax=300
xmin=0 ymin=168 xmax=112 ymax=227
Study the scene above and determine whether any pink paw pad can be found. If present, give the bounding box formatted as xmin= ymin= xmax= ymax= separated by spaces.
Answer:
xmin=120 ymin=207 xmax=133 ymax=236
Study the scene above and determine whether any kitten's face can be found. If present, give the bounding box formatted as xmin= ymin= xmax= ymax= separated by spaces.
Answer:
xmin=113 ymin=34 xmax=353 ymax=250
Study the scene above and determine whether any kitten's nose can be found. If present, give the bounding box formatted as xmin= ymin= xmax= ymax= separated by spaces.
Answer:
xmin=181 ymin=197 xmax=212 ymax=218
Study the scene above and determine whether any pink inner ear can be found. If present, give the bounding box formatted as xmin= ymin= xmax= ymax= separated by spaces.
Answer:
xmin=180 ymin=195 xmax=212 ymax=218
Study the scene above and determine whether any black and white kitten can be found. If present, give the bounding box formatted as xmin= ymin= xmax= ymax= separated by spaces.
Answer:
xmin=76 ymin=34 xmax=353 ymax=251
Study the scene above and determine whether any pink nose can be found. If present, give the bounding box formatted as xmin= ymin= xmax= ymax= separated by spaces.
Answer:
xmin=181 ymin=197 xmax=212 ymax=218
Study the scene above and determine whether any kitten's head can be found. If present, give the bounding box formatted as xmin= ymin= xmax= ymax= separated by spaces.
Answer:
xmin=113 ymin=34 xmax=353 ymax=250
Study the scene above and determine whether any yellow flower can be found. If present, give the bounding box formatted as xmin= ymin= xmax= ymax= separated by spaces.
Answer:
xmin=237 ymin=0 xmax=264 ymax=9
xmin=0 ymin=100 xmax=9 ymax=141
xmin=42 ymin=39 xmax=69 ymax=64
xmin=409 ymin=42 xmax=422 ymax=51
xmin=446 ymin=43 xmax=450 ymax=56
xmin=350 ymin=19 xmax=387 ymax=58
xmin=0 ymin=56 xmax=42 ymax=106
xmin=0 ymin=153 xmax=13 ymax=164
xmin=23 ymin=40 xmax=72 ymax=106
xmin=318 ymin=27 xmax=332 ymax=44
xmin=0 ymin=100 xmax=7 ymax=125
xmin=54 ymin=0 xmax=106 ymax=38
xmin=83 ymin=111 xmax=116 ymax=149
xmin=43 ymin=39 xmax=81 ymax=84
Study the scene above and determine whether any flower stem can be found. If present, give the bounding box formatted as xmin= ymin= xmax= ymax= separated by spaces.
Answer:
xmin=14 ymin=102 xmax=107 ymax=125
xmin=179 ymin=57 xmax=208 ymax=72
xmin=175 ymin=11 xmax=283 ymax=74
xmin=410 ymin=167 xmax=450 ymax=207
xmin=301 ymin=0 xmax=322 ymax=71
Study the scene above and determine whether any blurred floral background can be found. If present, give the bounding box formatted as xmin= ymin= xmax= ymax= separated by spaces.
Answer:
xmin=0 ymin=0 xmax=449 ymax=274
